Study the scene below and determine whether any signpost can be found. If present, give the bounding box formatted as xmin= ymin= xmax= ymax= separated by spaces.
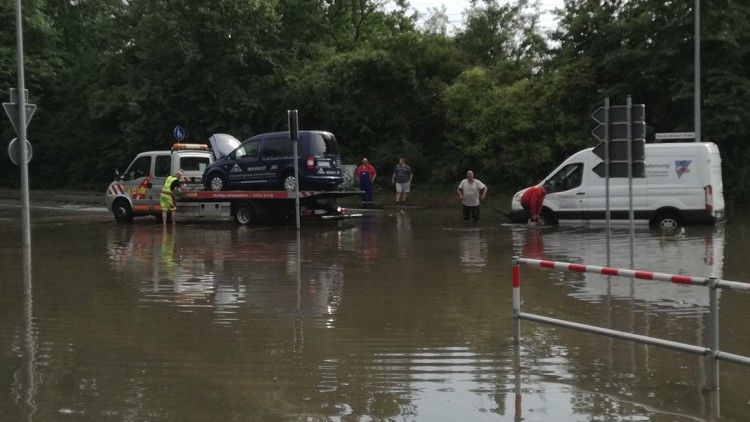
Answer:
xmin=591 ymin=96 xmax=647 ymax=230
xmin=288 ymin=110 xmax=300 ymax=229
xmin=591 ymin=101 xmax=646 ymax=178
xmin=7 ymin=0 xmax=33 ymax=247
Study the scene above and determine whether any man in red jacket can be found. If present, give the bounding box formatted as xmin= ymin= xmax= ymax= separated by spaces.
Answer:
xmin=520 ymin=184 xmax=551 ymax=225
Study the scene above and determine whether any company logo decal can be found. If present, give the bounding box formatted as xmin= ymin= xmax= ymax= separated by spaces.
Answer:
xmin=230 ymin=164 xmax=242 ymax=173
xmin=675 ymin=160 xmax=692 ymax=179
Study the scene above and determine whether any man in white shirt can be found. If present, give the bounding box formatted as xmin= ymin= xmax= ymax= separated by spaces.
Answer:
xmin=457 ymin=170 xmax=488 ymax=222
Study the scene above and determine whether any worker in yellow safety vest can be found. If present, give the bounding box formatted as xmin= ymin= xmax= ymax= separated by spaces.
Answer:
xmin=161 ymin=170 xmax=183 ymax=224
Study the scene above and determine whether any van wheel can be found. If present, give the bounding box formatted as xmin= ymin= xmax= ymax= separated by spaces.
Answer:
xmin=113 ymin=199 xmax=134 ymax=223
xmin=283 ymin=173 xmax=297 ymax=192
xmin=208 ymin=173 xmax=227 ymax=191
xmin=539 ymin=209 xmax=558 ymax=226
xmin=234 ymin=203 xmax=256 ymax=225
xmin=652 ymin=211 xmax=682 ymax=232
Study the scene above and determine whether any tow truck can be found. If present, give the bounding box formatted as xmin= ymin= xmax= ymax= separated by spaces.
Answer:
xmin=105 ymin=134 xmax=361 ymax=224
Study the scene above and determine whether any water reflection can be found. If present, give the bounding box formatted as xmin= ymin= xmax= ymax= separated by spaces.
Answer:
xmin=2 ymin=209 xmax=748 ymax=421
xmin=11 ymin=246 xmax=37 ymax=421
xmin=459 ymin=227 xmax=487 ymax=273
xmin=395 ymin=212 xmax=412 ymax=259
xmin=108 ymin=225 xmax=247 ymax=323
xmin=359 ymin=216 xmax=379 ymax=265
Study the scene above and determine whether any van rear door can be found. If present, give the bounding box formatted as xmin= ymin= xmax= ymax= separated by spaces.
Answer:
xmin=308 ymin=132 xmax=341 ymax=174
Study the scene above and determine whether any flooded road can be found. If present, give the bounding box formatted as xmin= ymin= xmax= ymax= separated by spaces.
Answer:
xmin=1 ymin=205 xmax=749 ymax=421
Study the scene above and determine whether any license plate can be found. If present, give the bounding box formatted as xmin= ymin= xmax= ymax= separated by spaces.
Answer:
xmin=318 ymin=161 xmax=331 ymax=168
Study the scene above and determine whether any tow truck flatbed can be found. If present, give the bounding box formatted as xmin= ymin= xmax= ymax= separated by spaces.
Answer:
xmin=179 ymin=190 xmax=362 ymax=201
xmin=168 ymin=189 xmax=363 ymax=224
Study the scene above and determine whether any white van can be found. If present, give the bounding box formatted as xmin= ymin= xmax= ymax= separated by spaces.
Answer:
xmin=509 ymin=142 xmax=726 ymax=229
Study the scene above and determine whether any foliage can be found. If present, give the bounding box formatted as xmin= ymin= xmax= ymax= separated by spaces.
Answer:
xmin=0 ymin=0 xmax=749 ymax=202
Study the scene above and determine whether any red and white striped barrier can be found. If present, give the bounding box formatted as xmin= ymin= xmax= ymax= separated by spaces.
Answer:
xmin=514 ymin=257 xmax=710 ymax=287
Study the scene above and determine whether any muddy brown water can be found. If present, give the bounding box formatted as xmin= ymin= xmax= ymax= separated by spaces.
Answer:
xmin=1 ymin=206 xmax=749 ymax=421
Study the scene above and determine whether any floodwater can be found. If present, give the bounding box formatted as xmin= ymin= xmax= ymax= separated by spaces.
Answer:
xmin=1 ymin=206 xmax=749 ymax=421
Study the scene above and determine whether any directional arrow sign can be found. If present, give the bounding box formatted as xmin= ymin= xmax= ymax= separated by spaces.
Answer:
xmin=591 ymin=104 xmax=645 ymax=124
xmin=3 ymin=102 xmax=36 ymax=136
xmin=593 ymin=140 xmax=645 ymax=162
xmin=592 ymin=121 xmax=646 ymax=141
xmin=593 ymin=162 xmax=645 ymax=178
xmin=593 ymin=142 xmax=606 ymax=161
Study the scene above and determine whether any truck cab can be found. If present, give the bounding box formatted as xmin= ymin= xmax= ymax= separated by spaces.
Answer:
xmin=106 ymin=134 xmax=239 ymax=222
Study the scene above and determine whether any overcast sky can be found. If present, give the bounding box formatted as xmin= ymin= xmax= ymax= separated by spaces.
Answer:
xmin=406 ymin=0 xmax=564 ymax=32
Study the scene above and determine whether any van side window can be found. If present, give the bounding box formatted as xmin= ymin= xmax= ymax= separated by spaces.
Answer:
xmin=263 ymin=137 xmax=294 ymax=158
xmin=234 ymin=140 xmax=260 ymax=160
xmin=154 ymin=156 xmax=172 ymax=177
xmin=123 ymin=156 xmax=151 ymax=181
xmin=548 ymin=163 xmax=583 ymax=192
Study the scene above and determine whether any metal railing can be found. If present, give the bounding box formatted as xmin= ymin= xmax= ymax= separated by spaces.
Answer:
xmin=512 ymin=256 xmax=750 ymax=390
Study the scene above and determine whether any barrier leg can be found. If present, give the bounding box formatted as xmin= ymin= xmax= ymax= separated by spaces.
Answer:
xmin=513 ymin=258 xmax=521 ymax=344
xmin=708 ymin=277 xmax=720 ymax=391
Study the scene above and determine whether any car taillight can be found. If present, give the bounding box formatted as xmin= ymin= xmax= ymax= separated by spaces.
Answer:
xmin=306 ymin=157 xmax=314 ymax=169
xmin=705 ymin=185 xmax=713 ymax=213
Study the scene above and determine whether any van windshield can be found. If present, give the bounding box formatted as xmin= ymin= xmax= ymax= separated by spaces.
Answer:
xmin=547 ymin=163 xmax=583 ymax=192
xmin=311 ymin=133 xmax=340 ymax=155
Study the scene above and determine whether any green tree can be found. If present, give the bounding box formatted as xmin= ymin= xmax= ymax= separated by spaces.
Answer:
xmin=0 ymin=0 xmax=62 ymax=186
xmin=552 ymin=0 xmax=750 ymax=202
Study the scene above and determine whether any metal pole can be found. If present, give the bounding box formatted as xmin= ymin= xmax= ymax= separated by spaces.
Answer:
xmin=708 ymin=276 xmax=719 ymax=390
xmin=293 ymin=140 xmax=300 ymax=229
xmin=604 ymin=97 xmax=610 ymax=230
xmin=627 ymin=96 xmax=634 ymax=232
xmin=512 ymin=257 xmax=521 ymax=344
xmin=288 ymin=110 xmax=301 ymax=230
xmin=15 ymin=0 xmax=31 ymax=247
xmin=694 ymin=0 xmax=701 ymax=143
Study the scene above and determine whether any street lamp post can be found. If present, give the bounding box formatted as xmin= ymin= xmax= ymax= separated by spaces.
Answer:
xmin=694 ymin=0 xmax=701 ymax=143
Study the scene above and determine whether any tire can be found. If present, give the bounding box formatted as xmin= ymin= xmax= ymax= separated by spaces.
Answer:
xmin=651 ymin=211 xmax=682 ymax=232
xmin=207 ymin=173 xmax=227 ymax=191
xmin=539 ymin=209 xmax=558 ymax=226
xmin=282 ymin=172 xmax=297 ymax=192
xmin=233 ymin=202 xmax=256 ymax=225
xmin=113 ymin=199 xmax=134 ymax=223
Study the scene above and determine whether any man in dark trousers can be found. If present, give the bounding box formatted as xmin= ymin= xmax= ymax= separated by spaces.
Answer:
xmin=520 ymin=184 xmax=551 ymax=225
xmin=457 ymin=170 xmax=488 ymax=222
xmin=356 ymin=158 xmax=377 ymax=208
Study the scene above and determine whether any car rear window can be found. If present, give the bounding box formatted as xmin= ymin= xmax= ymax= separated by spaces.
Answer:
xmin=311 ymin=133 xmax=340 ymax=155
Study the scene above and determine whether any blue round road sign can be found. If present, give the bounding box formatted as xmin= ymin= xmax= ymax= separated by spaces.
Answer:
xmin=174 ymin=126 xmax=186 ymax=142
